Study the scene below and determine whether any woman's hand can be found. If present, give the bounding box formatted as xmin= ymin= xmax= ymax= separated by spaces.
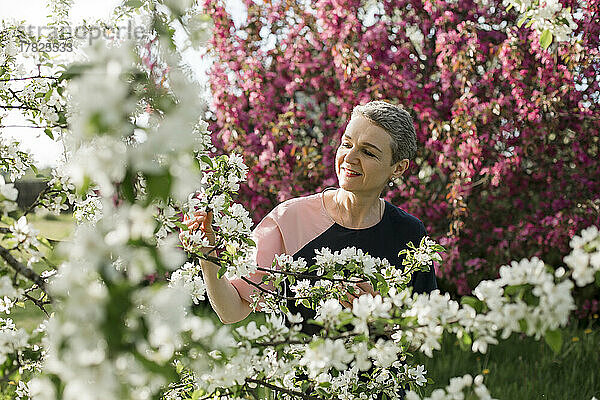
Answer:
xmin=179 ymin=210 xmax=216 ymax=254
xmin=340 ymin=281 xmax=377 ymax=309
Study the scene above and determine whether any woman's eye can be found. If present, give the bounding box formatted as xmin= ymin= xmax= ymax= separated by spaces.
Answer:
xmin=363 ymin=150 xmax=375 ymax=157
xmin=342 ymin=143 xmax=352 ymax=148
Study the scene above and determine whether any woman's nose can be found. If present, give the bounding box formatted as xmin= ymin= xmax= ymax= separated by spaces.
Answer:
xmin=344 ymin=147 xmax=359 ymax=163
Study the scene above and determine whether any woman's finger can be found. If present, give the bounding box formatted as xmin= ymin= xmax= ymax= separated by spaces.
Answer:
xmin=201 ymin=211 xmax=214 ymax=231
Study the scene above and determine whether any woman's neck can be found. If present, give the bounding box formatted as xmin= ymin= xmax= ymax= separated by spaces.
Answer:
xmin=330 ymin=188 xmax=382 ymax=228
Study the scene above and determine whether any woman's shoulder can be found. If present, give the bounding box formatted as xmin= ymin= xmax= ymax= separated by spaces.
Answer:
xmin=269 ymin=192 xmax=326 ymax=222
xmin=384 ymin=201 xmax=426 ymax=233
xmin=262 ymin=192 xmax=334 ymax=255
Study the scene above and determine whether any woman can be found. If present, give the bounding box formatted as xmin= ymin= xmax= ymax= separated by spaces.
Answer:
xmin=183 ymin=100 xmax=437 ymax=325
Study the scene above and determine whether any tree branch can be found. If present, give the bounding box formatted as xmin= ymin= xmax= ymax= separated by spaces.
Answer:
xmin=240 ymin=276 xmax=311 ymax=301
xmin=256 ymin=266 xmax=368 ymax=283
xmin=246 ymin=378 xmax=319 ymax=400
xmin=0 ymin=75 xmax=59 ymax=82
xmin=0 ymin=105 xmax=39 ymax=111
xmin=0 ymin=244 xmax=46 ymax=290
xmin=0 ymin=124 xmax=67 ymax=129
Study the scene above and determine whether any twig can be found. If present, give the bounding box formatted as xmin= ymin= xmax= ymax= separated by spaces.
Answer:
xmin=0 ymin=244 xmax=46 ymax=290
xmin=0 ymin=105 xmax=39 ymax=111
xmin=240 ymin=276 xmax=311 ymax=301
xmin=255 ymin=330 xmax=360 ymax=347
xmin=0 ymin=75 xmax=59 ymax=82
xmin=0 ymin=362 xmax=21 ymax=384
xmin=246 ymin=378 xmax=319 ymax=400
xmin=23 ymin=292 xmax=51 ymax=317
xmin=23 ymin=186 xmax=58 ymax=216
xmin=0 ymin=124 xmax=66 ymax=129
xmin=256 ymin=266 xmax=368 ymax=283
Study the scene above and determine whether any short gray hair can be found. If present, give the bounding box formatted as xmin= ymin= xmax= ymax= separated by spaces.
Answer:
xmin=351 ymin=100 xmax=417 ymax=164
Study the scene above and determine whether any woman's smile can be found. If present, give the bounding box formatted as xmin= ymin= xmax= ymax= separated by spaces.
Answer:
xmin=342 ymin=167 xmax=362 ymax=177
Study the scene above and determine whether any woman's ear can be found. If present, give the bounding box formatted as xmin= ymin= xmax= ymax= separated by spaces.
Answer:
xmin=391 ymin=159 xmax=410 ymax=180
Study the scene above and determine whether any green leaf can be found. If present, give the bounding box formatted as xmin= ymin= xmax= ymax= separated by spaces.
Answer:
xmin=461 ymin=332 xmax=472 ymax=350
xmin=540 ymin=29 xmax=553 ymax=50
xmin=217 ymin=266 xmax=227 ymax=279
xmin=145 ymin=171 xmax=172 ymax=202
xmin=125 ymin=0 xmax=143 ymax=7
xmin=544 ymin=329 xmax=562 ymax=354
xmin=595 ymin=270 xmax=600 ymax=287
xmin=518 ymin=318 xmax=528 ymax=332
xmin=44 ymin=127 xmax=54 ymax=140
xmin=199 ymin=155 xmax=214 ymax=168
xmin=176 ymin=362 xmax=184 ymax=374
xmin=504 ymin=284 xmax=527 ymax=296
xmin=517 ymin=16 xmax=528 ymax=28
xmin=120 ymin=169 xmax=136 ymax=204
xmin=460 ymin=296 xmax=484 ymax=313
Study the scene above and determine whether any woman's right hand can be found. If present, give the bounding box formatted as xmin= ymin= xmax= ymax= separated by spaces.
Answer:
xmin=179 ymin=210 xmax=216 ymax=254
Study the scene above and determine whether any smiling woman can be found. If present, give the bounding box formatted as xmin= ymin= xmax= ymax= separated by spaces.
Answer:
xmin=182 ymin=100 xmax=437 ymax=330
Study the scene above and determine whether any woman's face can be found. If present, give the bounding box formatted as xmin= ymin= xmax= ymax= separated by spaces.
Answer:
xmin=335 ymin=114 xmax=408 ymax=195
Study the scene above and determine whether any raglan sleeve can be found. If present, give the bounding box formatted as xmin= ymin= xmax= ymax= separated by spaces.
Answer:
xmin=229 ymin=213 xmax=286 ymax=303
xmin=409 ymin=221 xmax=438 ymax=294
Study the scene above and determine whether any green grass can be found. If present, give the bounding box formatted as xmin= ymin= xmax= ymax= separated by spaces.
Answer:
xmin=413 ymin=322 xmax=600 ymax=399
xmin=27 ymin=212 xmax=74 ymax=241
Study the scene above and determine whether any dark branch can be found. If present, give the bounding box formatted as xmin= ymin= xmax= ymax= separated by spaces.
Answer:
xmin=246 ymin=378 xmax=319 ymax=400
xmin=240 ymin=276 xmax=311 ymax=301
xmin=0 ymin=244 xmax=46 ymax=290
xmin=256 ymin=266 xmax=368 ymax=283
xmin=0 ymin=75 xmax=59 ymax=82
xmin=0 ymin=105 xmax=39 ymax=111
xmin=0 ymin=124 xmax=67 ymax=129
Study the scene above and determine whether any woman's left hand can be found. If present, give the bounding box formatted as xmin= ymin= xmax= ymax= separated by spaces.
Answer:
xmin=340 ymin=281 xmax=377 ymax=309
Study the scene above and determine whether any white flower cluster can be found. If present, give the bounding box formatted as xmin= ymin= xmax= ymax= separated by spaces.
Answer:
xmin=181 ymin=166 xmax=257 ymax=279
xmin=17 ymin=76 xmax=66 ymax=127
xmin=563 ymin=225 xmax=600 ymax=287
xmin=275 ymin=253 xmax=308 ymax=272
xmin=406 ymin=374 xmax=495 ymax=400
xmin=9 ymin=216 xmax=42 ymax=266
xmin=0 ymin=137 xmax=32 ymax=181
xmin=169 ymin=261 xmax=207 ymax=304
xmin=66 ymin=136 xmax=128 ymax=197
xmin=198 ymin=153 xmax=249 ymax=194
xmin=0 ymin=317 xmax=29 ymax=365
xmin=493 ymin=257 xmax=575 ymax=337
xmin=390 ymin=254 xmax=577 ymax=358
xmin=503 ymin=0 xmax=578 ymax=42
xmin=66 ymin=42 xmax=138 ymax=141
xmin=73 ymin=195 xmax=103 ymax=224
xmin=300 ymin=338 xmax=354 ymax=378
xmin=0 ymin=175 xmax=19 ymax=215
xmin=0 ymin=276 xmax=22 ymax=299
xmin=313 ymin=246 xmax=391 ymax=277
xmin=154 ymin=202 xmax=178 ymax=245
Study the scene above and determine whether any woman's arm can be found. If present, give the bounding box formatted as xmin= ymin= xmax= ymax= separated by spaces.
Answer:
xmin=180 ymin=211 xmax=252 ymax=324
xmin=199 ymin=258 xmax=252 ymax=324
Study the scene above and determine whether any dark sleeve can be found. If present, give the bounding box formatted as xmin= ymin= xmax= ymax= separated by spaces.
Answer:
xmin=409 ymin=222 xmax=438 ymax=294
